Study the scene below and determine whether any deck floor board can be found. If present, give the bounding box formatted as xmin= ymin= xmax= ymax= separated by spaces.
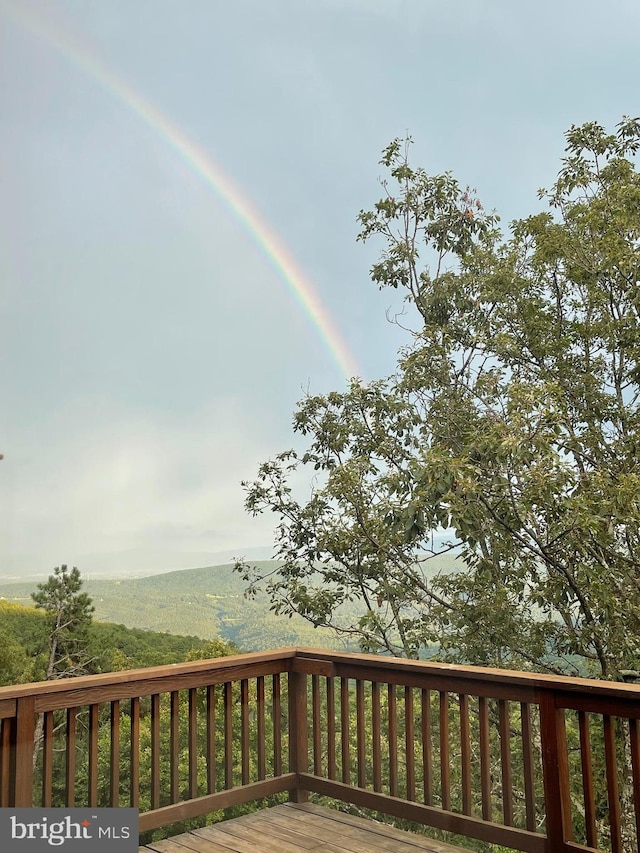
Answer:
xmin=140 ymin=803 xmax=468 ymax=853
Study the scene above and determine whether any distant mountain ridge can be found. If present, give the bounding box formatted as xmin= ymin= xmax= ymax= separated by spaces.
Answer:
xmin=0 ymin=561 xmax=346 ymax=650
xmin=0 ymin=533 xmax=461 ymax=581
xmin=0 ymin=552 xmax=461 ymax=652
xmin=0 ymin=545 xmax=274 ymax=581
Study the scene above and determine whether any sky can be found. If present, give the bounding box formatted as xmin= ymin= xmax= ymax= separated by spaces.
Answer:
xmin=1 ymin=0 xmax=638 ymax=579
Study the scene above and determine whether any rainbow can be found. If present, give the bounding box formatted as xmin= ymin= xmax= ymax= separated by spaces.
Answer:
xmin=4 ymin=3 xmax=359 ymax=381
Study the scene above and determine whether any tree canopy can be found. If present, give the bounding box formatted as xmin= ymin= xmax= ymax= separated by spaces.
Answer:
xmin=31 ymin=564 xmax=95 ymax=680
xmin=237 ymin=118 xmax=640 ymax=679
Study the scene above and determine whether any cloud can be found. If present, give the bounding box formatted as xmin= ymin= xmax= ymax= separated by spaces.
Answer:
xmin=0 ymin=395 xmax=281 ymax=576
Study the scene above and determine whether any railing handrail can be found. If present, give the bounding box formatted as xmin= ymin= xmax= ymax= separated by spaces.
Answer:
xmin=293 ymin=647 xmax=640 ymax=699
xmin=3 ymin=646 xmax=640 ymax=708
xmin=0 ymin=648 xmax=297 ymax=714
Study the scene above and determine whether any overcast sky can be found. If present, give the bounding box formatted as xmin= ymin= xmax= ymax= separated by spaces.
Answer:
xmin=1 ymin=0 xmax=638 ymax=578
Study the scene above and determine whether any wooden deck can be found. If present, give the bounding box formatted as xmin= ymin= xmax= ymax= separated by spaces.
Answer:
xmin=139 ymin=802 xmax=467 ymax=853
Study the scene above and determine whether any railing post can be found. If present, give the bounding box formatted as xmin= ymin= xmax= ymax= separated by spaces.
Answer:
xmin=539 ymin=690 xmax=571 ymax=852
xmin=13 ymin=696 xmax=36 ymax=807
xmin=288 ymin=667 xmax=308 ymax=803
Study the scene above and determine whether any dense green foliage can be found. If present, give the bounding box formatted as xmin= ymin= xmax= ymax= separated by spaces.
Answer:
xmin=0 ymin=556 xmax=393 ymax=680
xmin=0 ymin=619 xmax=31 ymax=686
xmin=0 ymin=598 xmax=230 ymax=684
xmin=239 ymin=118 xmax=640 ymax=679
xmin=1 ymin=559 xmax=428 ymax=652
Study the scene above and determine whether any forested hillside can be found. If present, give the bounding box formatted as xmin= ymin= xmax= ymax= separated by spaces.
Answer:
xmin=0 ymin=598 xmax=230 ymax=685
xmin=0 ymin=555 xmax=460 ymax=654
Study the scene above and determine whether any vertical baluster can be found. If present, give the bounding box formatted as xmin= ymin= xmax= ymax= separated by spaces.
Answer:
xmin=150 ymin=693 xmax=160 ymax=810
xmin=65 ymin=707 xmax=77 ymax=807
xmin=422 ymin=688 xmax=432 ymax=806
xmin=273 ymin=674 xmax=282 ymax=777
xmin=224 ymin=682 xmax=233 ymax=789
xmin=257 ymin=676 xmax=266 ymax=781
xmin=603 ymin=715 xmax=622 ymax=853
xmin=539 ymin=693 xmax=571 ymax=849
xmin=109 ymin=701 xmax=119 ymax=807
xmin=629 ymin=717 xmax=640 ymax=849
xmin=88 ymin=705 xmax=99 ymax=808
xmin=130 ymin=698 xmax=140 ymax=809
xmin=341 ymin=678 xmax=350 ymax=785
xmin=356 ymin=680 xmax=365 ymax=788
xmin=372 ymin=681 xmax=381 ymax=793
xmin=405 ymin=686 xmax=415 ymax=801
xmin=240 ymin=679 xmax=250 ymax=786
xmin=440 ymin=691 xmax=450 ymax=811
xmin=312 ymin=675 xmax=322 ymax=776
xmin=0 ymin=718 xmax=11 ymax=807
xmin=42 ymin=711 xmax=54 ymax=807
xmin=8 ymin=719 xmax=16 ymax=809
xmin=170 ymin=691 xmax=179 ymax=803
xmin=578 ymin=710 xmax=597 ymax=848
xmin=327 ymin=678 xmax=336 ymax=781
xmin=499 ymin=699 xmax=513 ymax=825
xmin=14 ymin=696 xmax=35 ymax=807
xmin=520 ymin=703 xmax=536 ymax=833
xmin=206 ymin=685 xmax=216 ymax=793
xmin=189 ymin=687 xmax=199 ymax=797
xmin=388 ymin=683 xmax=398 ymax=797
xmin=479 ymin=695 xmax=491 ymax=821
xmin=288 ymin=668 xmax=308 ymax=803
xmin=459 ymin=694 xmax=471 ymax=815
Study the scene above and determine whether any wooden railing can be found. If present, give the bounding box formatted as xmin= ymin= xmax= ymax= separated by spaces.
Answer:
xmin=1 ymin=648 xmax=640 ymax=853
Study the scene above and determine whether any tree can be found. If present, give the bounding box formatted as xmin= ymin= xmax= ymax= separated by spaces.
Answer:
xmin=184 ymin=637 xmax=239 ymax=661
xmin=0 ymin=628 xmax=30 ymax=685
xmin=32 ymin=565 xmax=95 ymax=680
xmin=237 ymin=117 xmax=640 ymax=679
xmin=31 ymin=565 xmax=95 ymax=765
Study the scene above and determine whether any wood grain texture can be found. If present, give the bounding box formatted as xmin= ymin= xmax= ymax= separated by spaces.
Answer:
xmin=141 ymin=802 xmax=471 ymax=853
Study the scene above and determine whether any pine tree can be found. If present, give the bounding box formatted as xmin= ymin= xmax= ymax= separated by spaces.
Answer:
xmin=31 ymin=565 xmax=95 ymax=765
